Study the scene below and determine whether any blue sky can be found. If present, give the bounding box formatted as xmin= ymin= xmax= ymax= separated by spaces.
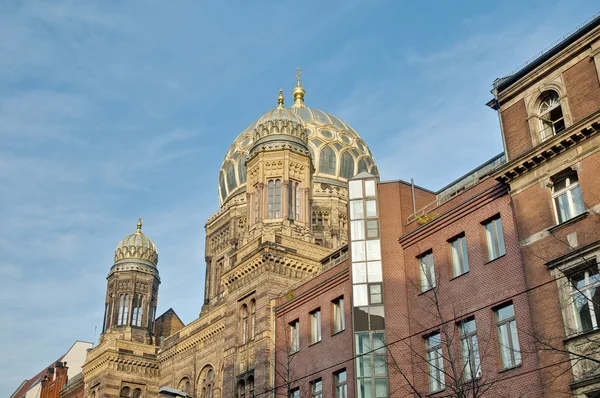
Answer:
xmin=1 ymin=0 xmax=598 ymax=394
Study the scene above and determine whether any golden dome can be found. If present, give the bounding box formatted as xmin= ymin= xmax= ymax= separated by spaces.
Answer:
xmin=218 ymin=89 xmax=378 ymax=205
xmin=114 ymin=218 xmax=158 ymax=267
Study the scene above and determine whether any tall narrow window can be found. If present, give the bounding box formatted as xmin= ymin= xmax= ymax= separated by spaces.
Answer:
xmin=237 ymin=380 xmax=246 ymax=398
xmin=311 ymin=379 xmax=322 ymax=398
xmin=250 ymin=300 xmax=256 ymax=340
xmin=450 ymin=234 xmax=469 ymax=277
xmin=131 ymin=294 xmax=143 ymax=327
xmin=275 ymin=180 xmax=281 ymax=217
xmin=459 ymin=318 xmax=481 ymax=381
xmin=267 ymin=179 xmax=282 ymax=218
xmin=248 ymin=377 xmax=254 ymax=398
xmin=253 ymin=185 xmax=260 ymax=223
xmin=289 ymin=320 xmax=300 ymax=353
xmin=496 ymin=303 xmax=521 ymax=369
xmin=539 ymin=91 xmax=565 ymax=141
xmin=419 ymin=251 xmax=435 ymax=292
xmin=241 ymin=305 xmax=248 ymax=344
xmin=288 ymin=182 xmax=301 ymax=220
xmin=335 ymin=370 xmax=347 ymax=398
xmin=483 ymin=216 xmax=505 ymax=261
xmin=569 ymin=264 xmax=600 ymax=333
xmin=340 ymin=152 xmax=355 ymax=179
xmin=120 ymin=387 xmax=131 ymax=398
xmin=310 ymin=309 xmax=321 ymax=344
xmin=333 ymin=297 xmax=345 ymax=333
xmin=552 ymin=171 xmax=585 ymax=223
xmin=426 ymin=332 xmax=445 ymax=393
xmin=118 ymin=294 xmax=130 ymax=326
xmin=319 ymin=146 xmax=337 ymax=175
xmin=289 ymin=388 xmax=300 ymax=398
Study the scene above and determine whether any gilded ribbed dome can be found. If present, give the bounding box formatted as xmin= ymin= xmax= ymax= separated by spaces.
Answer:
xmin=114 ymin=218 xmax=158 ymax=267
xmin=218 ymin=103 xmax=377 ymax=206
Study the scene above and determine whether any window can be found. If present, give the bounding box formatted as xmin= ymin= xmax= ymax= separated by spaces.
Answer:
xmin=237 ymin=380 xmax=246 ymax=398
xmin=539 ymin=91 xmax=565 ymax=141
xmin=120 ymin=387 xmax=131 ymax=398
xmin=568 ymin=264 xmax=600 ymax=333
xmin=253 ymin=185 xmax=260 ymax=223
xmin=199 ymin=367 xmax=215 ymax=398
xmin=333 ymin=297 xmax=345 ymax=333
xmin=289 ymin=388 xmax=300 ymax=398
xmin=459 ymin=318 xmax=481 ymax=381
xmin=426 ymin=332 xmax=445 ymax=393
xmin=288 ymin=181 xmax=301 ymax=220
xmin=241 ymin=305 xmax=248 ymax=344
xmin=340 ymin=152 xmax=355 ymax=179
xmin=483 ymin=216 xmax=505 ymax=261
xmin=450 ymin=234 xmax=469 ymax=277
xmin=131 ymin=294 xmax=143 ymax=327
xmin=250 ymin=300 xmax=256 ymax=340
xmin=355 ymin=332 xmax=388 ymax=398
xmin=178 ymin=378 xmax=192 ymax=393
xmin=311 ymin=309 xmax=322 ymax=344
xmin=289 ymin=320 xmax=300 ymax=353
xmin=132 ymin=389 xmax=142 ymax=398
xmin=267 ymin=179 xmax=282 ymax=218
xmin=311 ymin=379 xmax=322 ymax=398
xmin=552 ymin=171 xmax=585 ymax=223
xmin=419 ymin=251 xmax=435 ymax=292
xmin=335 ymin=370 xmax=347 ymax=398
xmin=319 ymin=145 xmax=337 ymax=175
xmin=366 ymin=220 xmax=379 ymax=238
xmin=226 ymin=162 xmax=237 ymax=192
xmin=248 ymin=377 xmax=254 ymax=398
xmin=118 ymin=294 xmax=130 ymax=326
xmin=369 ymin=284 xmax=383 ymax=304
xmin=495 ymin=303 xmax=521 ymax=369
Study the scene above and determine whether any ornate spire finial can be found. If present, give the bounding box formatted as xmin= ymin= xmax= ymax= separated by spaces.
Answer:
xmin=292 ymin=66 xmax=306 ymax=108
xmin=277 ymin=88 xmax=284 ymax=108
xmin=136 ymin=217 xmax=142 ymax=232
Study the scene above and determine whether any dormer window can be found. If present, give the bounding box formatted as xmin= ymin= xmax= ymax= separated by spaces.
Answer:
xmin=539 ymin=91 xmax=565 ymax=141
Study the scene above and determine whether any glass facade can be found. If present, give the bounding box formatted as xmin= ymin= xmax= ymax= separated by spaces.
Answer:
xmin=348 ymin=174 xmax=388 ymax=398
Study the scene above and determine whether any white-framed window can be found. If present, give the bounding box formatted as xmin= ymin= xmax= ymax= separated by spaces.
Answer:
xmin=118 ymin=294 xmax=130 ymax=326
xmin=495 ymin=303 xmax=521 ymax=369
xmin=552 ymin=171 xmax=585 ymax=224
xmin=538 ymin=91 xmax=566 ymax=141
xmin=310 ymin=309 xmax=322 ymax=344
xmin=450 ymin=234 xmax=469 ymax=277
xmin=334 ymin=369 xmax=347 ymax=398
xmin=483 ymin=216 xmax=505 ymax=262
xmin=426 ymin=332 xmax=445 ymax=393
xmin=333 ymin=297 xmax=345 ymax=333
xmin=311 ymin=379 xmax=322 ymax=398
xmin=419 ymin=251 xmax=435 ymax=292
xmin=267 ymin=179 xmax=282 ymax=218
xmin=568 ymin=263 xmax=600 ymax=333
xmin=459 ymin=318 xmax=481 ymax=381
xmin=289 ymin=320 xmax=300 ymax=353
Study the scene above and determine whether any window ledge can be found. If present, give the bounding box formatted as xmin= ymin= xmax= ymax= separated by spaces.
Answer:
xmin=564 ymin=326 xmax=600 ymax=343
xmin=450 ymin=270 xmax=469 ymax=281
xmin=548 ymin=211 xmax=589 ymax=234
xmin=332 ymin=329 xmax=345 ymax=337
xmin=418 ymin=287 xmax=436 ymax=296
xmin=498 ymin=363 xmax=522 ymax=374
xmin=308 ymin=340 xmax=322 ymax=347
xmin=485 ymin=254 xmax=506 ymax=265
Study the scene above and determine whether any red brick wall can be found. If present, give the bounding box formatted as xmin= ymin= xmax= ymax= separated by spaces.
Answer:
xmin=274 ymin=261 xmax=354 ymax=398
xmin=500 ymin=99 xmax=532 ymax=160
xmin=563 ymin=57 xmax=600 ymax=123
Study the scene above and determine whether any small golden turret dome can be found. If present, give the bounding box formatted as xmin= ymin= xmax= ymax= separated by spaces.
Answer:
xmin=291 ymin=66 xmax=306 ymax=108
xmin=114 ymin=218 xmax=158 ymax=267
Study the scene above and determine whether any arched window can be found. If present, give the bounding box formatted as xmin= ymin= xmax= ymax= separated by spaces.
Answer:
xmin=120 ymin=387 xmax=131 ymax=398
xmin=241 ymin=305 xmax=248 ymax=344
xmin=237 ymin=380 xmax=246 ymax=398
xmin=267 ymin=179 xmax=282 ymax=218
xmin=91 ymin=392 xmax=96 ymax=398
xmin=132 ymin=389 xmax=142 ymax=398
xmin=539 ymin=91 xmax=565 ymax=141
xmin=178 ymin=378 xmax=192 ymax=394
xmin=250 ymin=300 xmax=256 ymax=340
xmin=287 ymin=182 xmax=301 ymax=221
xmin=199 ymin=366 xmax=215 ymax=398
xmin=319 ymin=146 xmax=337 ymax=175
xmin=118 ymin=294 xmax=129 ymax=326
xmin=358 ymin=158 xmax=368 ymax=174
xmin=238 ymin=155 xmax=248 ymax=184
xmin=219 ymin=171 xmax=227 ymax=202
xmin=226 ymin=163 xmax=237 ymax=193
xmin=248 ymin=376 xmax=255 ymax=398
xmin=131 ymin=294 xmax=142 ymax=327
xmin=340 ymin=152 xmax=355 ymax=179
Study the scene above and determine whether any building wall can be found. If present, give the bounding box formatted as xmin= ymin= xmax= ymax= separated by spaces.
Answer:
xmin=274 ymin=257 xmax=354 ymax=398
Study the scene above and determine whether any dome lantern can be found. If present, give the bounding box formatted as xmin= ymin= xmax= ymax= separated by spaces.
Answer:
xmin=291 ymin=66 xmax=306 ymax=109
